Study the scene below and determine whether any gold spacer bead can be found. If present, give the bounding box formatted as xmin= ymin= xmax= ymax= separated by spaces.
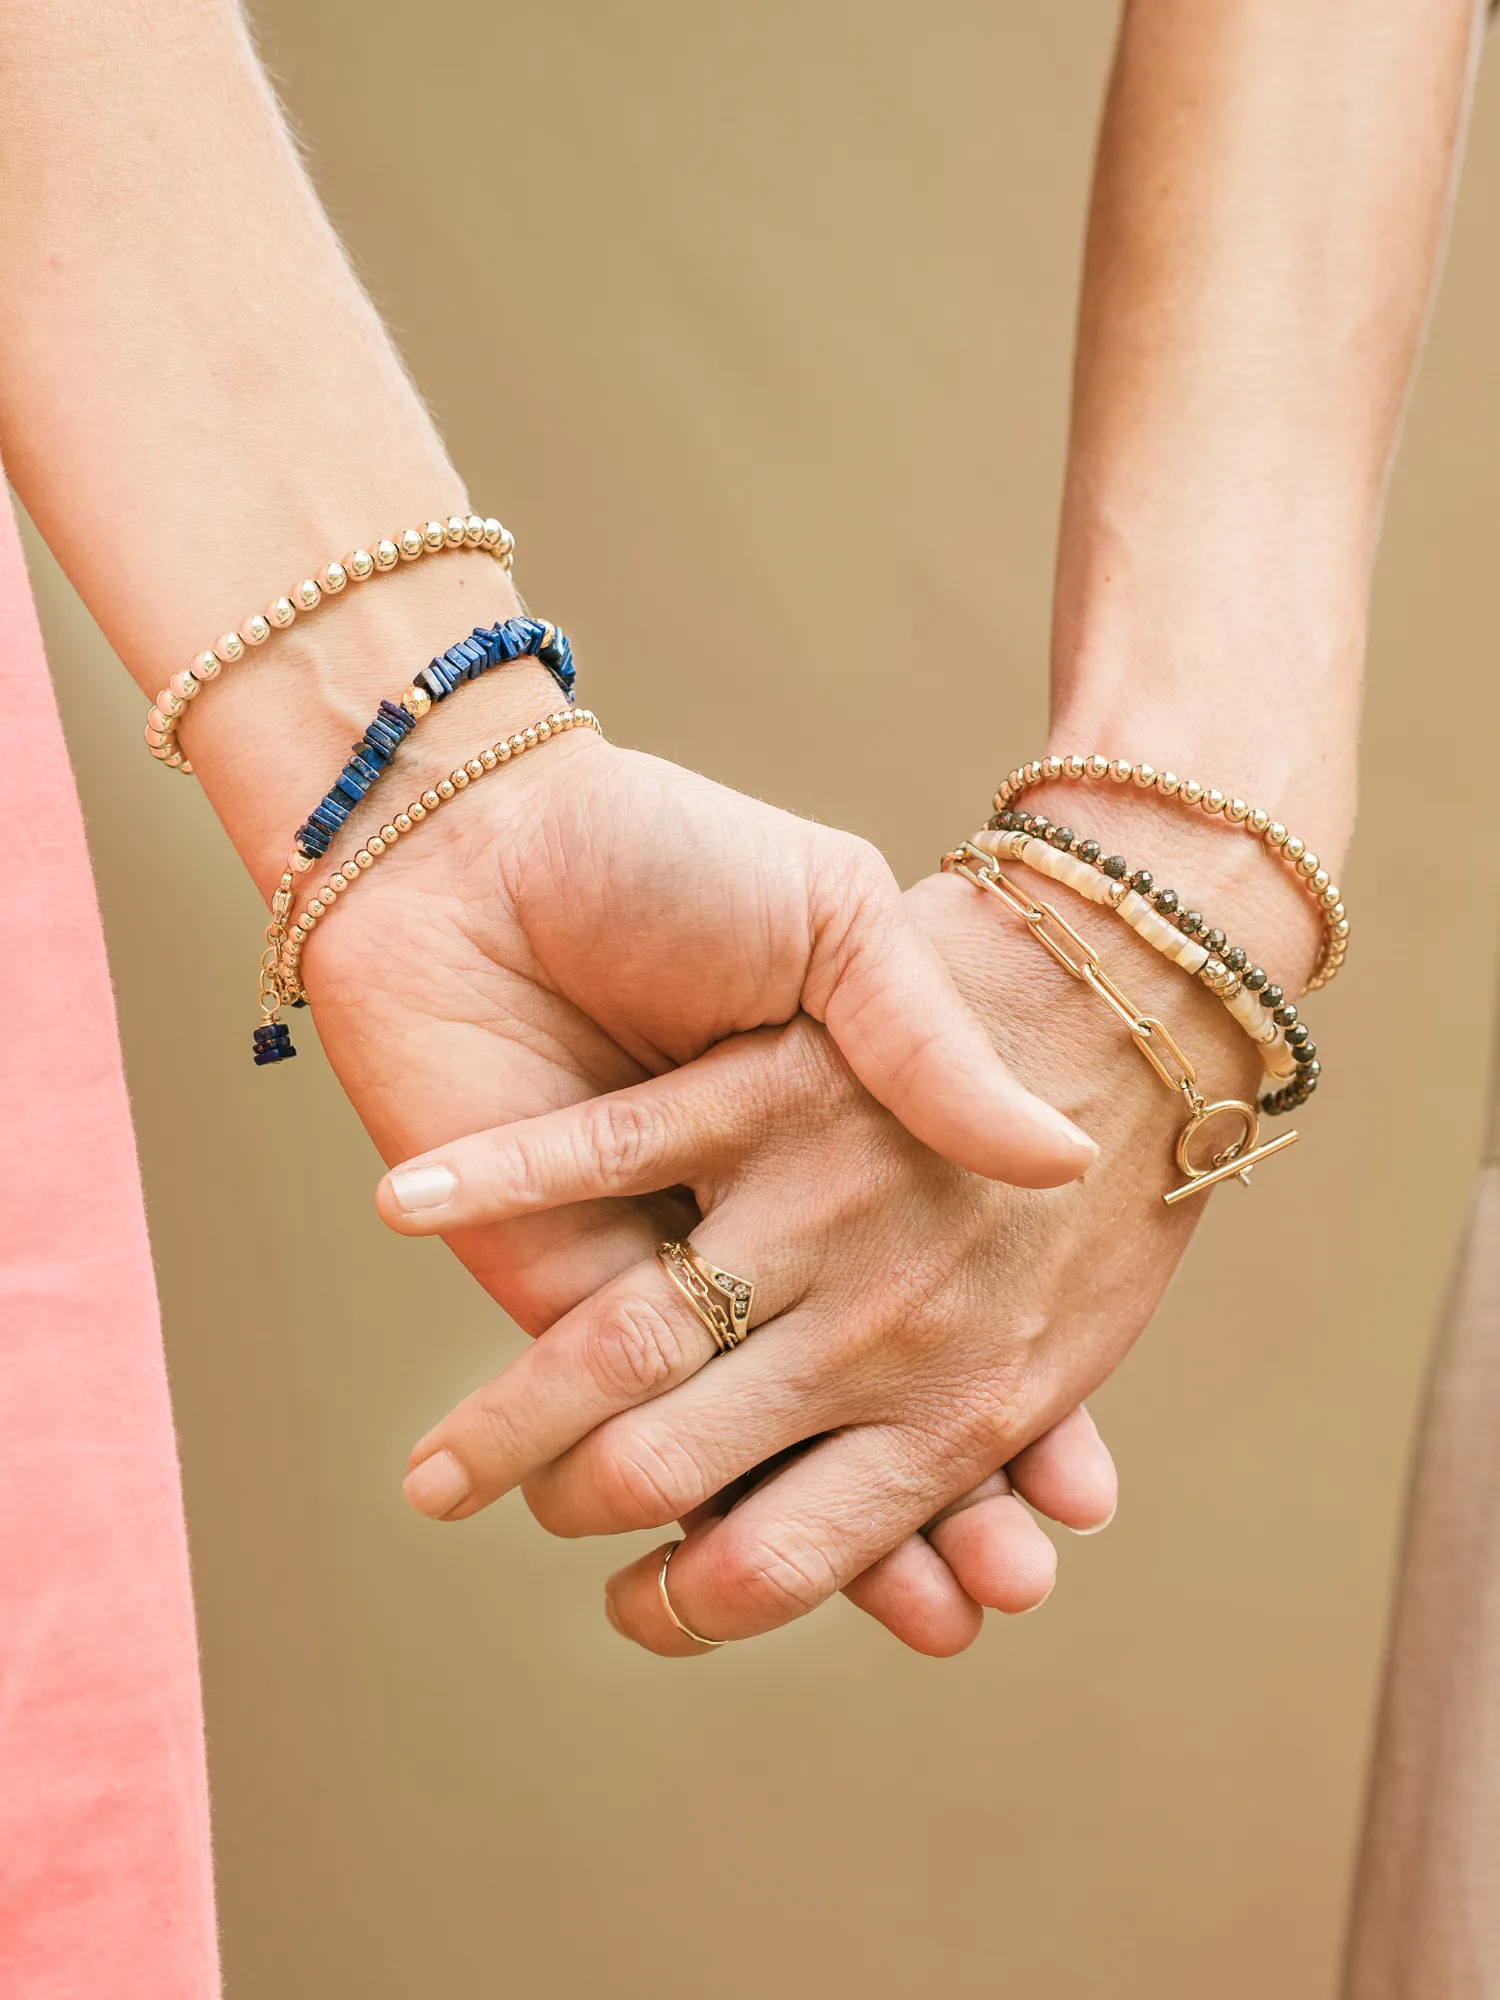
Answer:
xmin=424 ymin=520 xmax=447 ymax=551
xmin=1284 ymin=836 xmax=1305 ymax=862
xmin=266 ymin=597 xmax=297 ymax=629
xmin=1226 ymin=799 xmax=1249 ymax=823
xmin=193 ymin=649 xmax=222 ymax=682
xmin=465 ymin=758 xmax=485 ymax=779
xmin=450 ymin=770 xmax=469 ymax=789
xmin=348 ymin=549 xmax=375 ymax=581
xmin=1132 ymin=763 xmax=1156 ymax=788
xmin=482 ymin=517 xmax=503 ymax=547
xmin=1158 ymin=771 xmax=1180 ymax=795
xmin=1109 ymin=759 xmax=1132 ymax=783
xmin=379 ymin=825 xmax=399 ymax=845
xmin=480 ymin=748 xmax=498 ymax=770
xmin=374 ymin=539 xmax=400 ymax=570
xmin=1181 ymin=780 xmax=1203 ymax=804
xmin=294 ymin=579 xmax=322 ymax=612
xmin=465 ymin=514 xmax=485 ymax=545
xmin=399 ymin=528 xmax=425 ymax=561
xmin=240 ymin=613 xmax=272 ymax=647
xmin=402 ymin=685 xmax=432 ymax=721
xmin=320 ymin=561 xmax=349 ymax=594
xmin=1249 ymin=808 xmax=1270 ymax=834
xmin=445 ymin=516 xmax=467 ymax=547
xmin=215 ymin=631 xmax=246 ymax=665
xmin=1204 ymin=789 xmax=1226 ymax=814
xmin=394 ymin=813 xmax=413 ymax=832
xmin=422 ymin=790 xmax=441 ymax=810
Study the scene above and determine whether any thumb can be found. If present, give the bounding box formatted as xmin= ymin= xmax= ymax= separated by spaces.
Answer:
xmin=805 ymin=839 xmax=1096 ymax=1186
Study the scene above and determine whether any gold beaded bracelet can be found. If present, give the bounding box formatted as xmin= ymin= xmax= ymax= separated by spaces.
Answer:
xmin=255 ymin=707 xmax=603 ymax=1057
xmin=144 ymin=513 xmax=516 ymax=776
xmin=994 ymin=756 xmax=1348 ymax=992
xmin=941 ymin=843 xmax=1299 ymax=1206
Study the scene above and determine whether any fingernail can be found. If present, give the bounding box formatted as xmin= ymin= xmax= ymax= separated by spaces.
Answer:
xmin=403 ymin=1449 xmax=471 ymax=1519
xmin=1037 ymin=1102 xmax=1098 ymax=1165
xmin=388 ymin=1164 xmax=459 ymax=1212
xmin=1071 ymin=1503 xmax=1117 ymax=1538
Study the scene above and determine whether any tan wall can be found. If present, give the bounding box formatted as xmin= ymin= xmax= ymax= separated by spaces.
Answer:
xmin=23 ymin=4 xmax=1500 ymax=1994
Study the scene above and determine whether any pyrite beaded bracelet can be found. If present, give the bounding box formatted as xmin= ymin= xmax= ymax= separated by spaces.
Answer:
xmin=973 ymin=817 xmax=1319 ymax=1117
xmin=291 ymin=615 xmax=574 ymax=865
xmin=143 ymin=513 xmax=516 ymax=775
xmin=940 ymin=844 xmax=1299 ymax=1206
xmin=255 ymin=707 xmax=604 ymax=1067
xmin=994 ymin=756 xmax=1348 ymax=992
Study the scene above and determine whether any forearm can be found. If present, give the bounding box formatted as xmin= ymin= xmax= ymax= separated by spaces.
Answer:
xmin=0 ymin=0 xmax=547 ymax=887
xmin=1050 ymin=0 xmax=1483 ymax=922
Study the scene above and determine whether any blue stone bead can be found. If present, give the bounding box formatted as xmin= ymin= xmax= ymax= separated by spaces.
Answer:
xmin=349 ymin=751 xmax=383 ymax=784
xmin=379 ymin=698 xmax=416 ymax=734
xmin=333 ymin=777 xmax=366 ymax=809
xmin=416 ymin=664 xmax=449 ymax=702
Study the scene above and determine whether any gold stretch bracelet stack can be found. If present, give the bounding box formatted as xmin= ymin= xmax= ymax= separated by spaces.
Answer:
xmin=258 ymin=707 xmax=603 ymax=1033
xmin=993 ymin=755 xmax=1348 ymax=991
xmin=941 ymin=843 xmax=1299 ymax=1207
xmin=144 ymin=513 xmax=517 ymax=775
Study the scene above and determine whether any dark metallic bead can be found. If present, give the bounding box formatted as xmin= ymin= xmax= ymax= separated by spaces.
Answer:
xmin=1180 ymin=910 xmax=1204 ymax=935
xmin=1154 ymin=889 xmax=1179 ymax=914
xmin=1048 ymin=826 xmax=1075 ymax=850
xmin=1103 ymin=854 xmax=1128 ymax=880
xmin=1285 ymin=1021 xmax=1310 ymax=1047
xmin=1204 ymin=928 xmax=1226 ymax=954
xmin=1224 ymin=945 xmax=1247 ymax=972
xmin=1078 ymin=840 xmax=1100 ymax=866
xmin=1259 ymin=984 xmax=1283 ymax=1009
xmin=1294 ymin=1042 xmax=1318 ymax=1066
xmin=1026 ymin=816 xmax=1052 ymax=838
xmin=1130 ymin=870 xmax=1153 ymax=895
xmin=1273 ymin=1003 xmax=1298 ymax=1029
xmin=1243 ymin=967 xmax=1267 ymax=991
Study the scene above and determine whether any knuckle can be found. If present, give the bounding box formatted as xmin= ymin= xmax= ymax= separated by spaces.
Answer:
xmin=592 ymin=1426 xmax=704 ymax=1529
xmin=463 ymin=1388 xmax=529 ymax=1480
xmin=583 ymin=1293 xmax=689 ymax=1401
xmin=718 ymin=1525 xmax=840 ymax=1625
xmin=578 ymin=1093 xmax=664 ymax=1188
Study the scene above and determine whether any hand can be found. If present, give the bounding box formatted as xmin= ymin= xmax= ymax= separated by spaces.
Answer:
xmin=284 ymin=682 xmax=1102 ymax=1649
xmin=374 ymin=790 xmax=1309 ymax=1655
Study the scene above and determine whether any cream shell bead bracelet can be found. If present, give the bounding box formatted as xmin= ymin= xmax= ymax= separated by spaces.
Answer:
xmin=144 ymin=514 xmax=516 ymax=775
xmin=253 ymin=707 xmax=603 ymax=1065
xmin=970 ymin=826 xmax=1312 ymax=1109
xmin=994 ymin=755 xmax=1348 ymax=992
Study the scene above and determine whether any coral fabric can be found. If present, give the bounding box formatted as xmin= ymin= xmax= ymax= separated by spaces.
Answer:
xmin=0 ymin=489 xmax=219 ymax=1996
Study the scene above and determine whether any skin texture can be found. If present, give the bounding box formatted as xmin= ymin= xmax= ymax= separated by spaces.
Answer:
xmin=0 ymin=0 xmax=1482 ymax=1657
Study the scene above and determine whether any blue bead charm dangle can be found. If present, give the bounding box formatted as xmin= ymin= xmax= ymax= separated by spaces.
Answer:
xmin=252 ymin=1019 xmax=297 ymax=1066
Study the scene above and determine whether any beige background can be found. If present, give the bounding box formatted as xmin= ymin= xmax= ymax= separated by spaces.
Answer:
xmin=21 ymin=4 xmax=1500 ymax=1994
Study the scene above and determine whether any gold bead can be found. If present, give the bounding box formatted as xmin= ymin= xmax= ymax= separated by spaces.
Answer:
xmin=320 ymin=560 xmax=349 ymax=594
xmin=424 ymin=520 xmax=447 ymax=552
xmin=465 ymin=758 xmax=485 ymax=779
xmin=422 ymin=790 xmax=441 ymax=810
xmin=1025 ymin=760 xmax=1044 ymax=783
xmin=480 ymin=748 xmax=498 ymax=770
xmin=1284 ymin=836 xmax=1305 ymax=861
xmin=445 ymin=516 xmax=467 ymax=547
xmin=401 ymin=685 xmax=432 ymax=721
xmin=496 ymin=527 xmax=515 ymax=567
xmin=158 ymin=690 xmax=185 ymax=719
xmin=169 ymin=670 xmax=200 ymax=701
xmin=408 ymin=802 xmax=427 ymax=821
xmin=1249 ymin=808 xmax=1270 ymax=833
xmin=147 ymin=706 xmax=169 ymax=732
xmin=537 ymin=721 xmax=552 ymax=740
xmin=214 ymin=631 xmax=246 ymax=665
xmin=374 ymin=539 xmax=400 ymax=571
xmin=496 ymin=743 xmax=512 ymax=762
xmin=1312 ymin=868 xmax=1330 ymax=891
xmin=348 ymin=549 xmax=375 ymax=581
xmin=465 ymin=514 xmax=485 ymax=545
xmin=1322 ymin=884 xmax=1340 ymax=907
xmin=394 ymin=813 xmax=413 ymax=832
xmin=1330 ymin=901 xmax=1346 ymax=921
xmin=1298 ymin=851 xmax=1319 ymax=876
xmin=290 ymin=925 xmax=307 ymax=943
xmin=354 ymin=849 xmax=374 ymax=869
xmin=482 ymin=517 xmax=503 ymax=547
xmin=194 ymin=649 xmax=222 ymax=682
xmin=1088 ymin=756 xmax=1110 ymax=779
xmin=523 ymin=728 xmax=539 ymax=748
xmin=1204 ymin=789 xmax=1226 ymax=814
xmin=292 ymin=851 xmax=314 ymax=872
xmin=1333 ymin=918 xmax=1350 ymax=938
xmin=1109 ymin=759 xmax=1132 ymax=783
xmin=329 ymin=873 xmax=348 ymax=893
xmin=1158 ymin=771 xmax=1180 ymax=794
xmin=1266 ymin=822 xmax=1288 ymax=846
xmin=1226 ymin=799 xmax=1249 ymax=823
xmin=367 ymin=837 xmax=386 ymax=858
xmin=451 ymin=770 xmax=469 ymax=789
xmin=266 ymin=597 xmax=297 ymax=629
xmin=1065 ymin=755 xmax=1086 ymax=778
xmin=1132 ymin=763 xmax=1155 ymax=787
xmin=240 ymin=613 xmax=272 ymax=647
xmin=1043 ymin=755 xmax=1064 ymax=780
xmin=1181 ymin=779 xmax=1203 ymax=804
xmin=379 ymin=825 xmax=399 ymax=845
xmin=295 ymin=579 xmax=322 ymax=612
xmin=437 ymin=779 xmax=456 ymax=799
xmin=399 ymin=528 xmax=425 ymax=561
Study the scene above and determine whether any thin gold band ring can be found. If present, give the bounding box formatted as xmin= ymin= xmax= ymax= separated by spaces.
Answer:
xmin=658 ymin=1541 xmax=728 ymax=1650
xmin=655 ymin=1240 xmax=755 ymax=1355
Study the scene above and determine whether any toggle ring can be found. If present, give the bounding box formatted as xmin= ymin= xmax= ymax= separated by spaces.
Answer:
xmin=656 ymin=1239 xmax=755 ymax=1356
xmin=658 ymin=1541 xmax=728 ymax=1649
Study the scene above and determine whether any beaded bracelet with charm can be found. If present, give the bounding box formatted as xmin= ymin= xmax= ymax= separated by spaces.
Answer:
xmin=993 ymin=755 xmax=1348 ymax=992
xmin=254 ymin=707 xmax=604 ymax=1068
xmin=973 ymin=817 xmax=1319 ymax=1118
xmin=143 ymin=513 xmax=517 ymax=775
xmin=940 ymin=843 xmax=1299 ymax=1206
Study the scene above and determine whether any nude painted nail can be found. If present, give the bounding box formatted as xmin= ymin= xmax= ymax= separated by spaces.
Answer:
xmin=403 ymin=1449 xmax=470 ymax=1519
xmin=1071 ymin=1504 xmax=1118 ymax=1538
xmin=1038 ymin=1102 xmax=1099 ymax=1164
xmin=388 ymin=1164 xmax=458 ymax=1212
